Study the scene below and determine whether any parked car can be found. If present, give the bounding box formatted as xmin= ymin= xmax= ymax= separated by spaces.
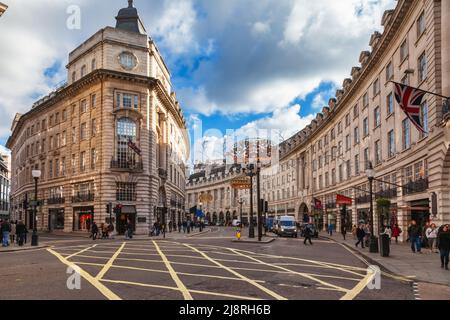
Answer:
xmin=274 ymin=216 xmax=298 ymax=238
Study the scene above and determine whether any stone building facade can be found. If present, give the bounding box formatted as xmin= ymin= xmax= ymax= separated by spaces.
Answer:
xmin=186 ymin=163 xmax=244 ymax=225
xmin=0 ymin=2 xmax=7 ymax=18
xmin=0 ymin=153 xmax=9 ymax=219
xmin=268 ymin=0 xmax=450 ymax=240
xmin=6 ymin=2 xmax=189 ymax=234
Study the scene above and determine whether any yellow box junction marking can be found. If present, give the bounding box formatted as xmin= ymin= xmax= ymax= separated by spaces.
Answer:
xmin=46 ymin=248 xmax=121 ymax=300
xmin=96 ymin=242 xmax=126 ymax=280
xmin=153 ymin=241 xmax=193 ymax=300
xmin=183 ymin=243 xmax=287 ymax=300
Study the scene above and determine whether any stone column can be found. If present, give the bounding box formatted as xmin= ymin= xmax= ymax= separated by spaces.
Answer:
xmin=442 ymin=0 xmax=450 ymax=97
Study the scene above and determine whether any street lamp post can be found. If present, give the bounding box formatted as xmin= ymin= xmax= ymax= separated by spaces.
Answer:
xmin=31 ymin=170 xmax=41 ymax=246
xmin=256 ymin=162 xmax=262 ymax=242
xmin=244 ymin=164 xmax=255 ymax=238
xmin=366 ymin=163 xmax=379 ymax=253
xmin=238 ymin=199 xmax=244 ymax=228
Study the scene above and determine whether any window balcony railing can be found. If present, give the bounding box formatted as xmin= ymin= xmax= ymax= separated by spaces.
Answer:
xmin=356 ymin=194 xmax=371 ymax=204
xmin=325 ymin=202 xmax=337 ymax=209
xmin=376 ymin=188 xmax=397 ymax=199
xmin=111 ymin=160 xmax=143 ymax=172
xmin=47 ymin=197 xmax=65 ymax=205
xmin=72 ymin=193 xmax=95 ymax=203
xmin=403 ymin=178 xmax=429 ymax=196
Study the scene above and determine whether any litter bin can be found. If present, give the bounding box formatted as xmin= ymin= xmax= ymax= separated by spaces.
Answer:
xmin=379 ymin=234 xmax=390 ymax=257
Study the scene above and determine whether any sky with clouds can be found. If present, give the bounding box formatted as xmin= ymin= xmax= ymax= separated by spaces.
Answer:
xmin=0 ymin=0 xmax=396 ymax=163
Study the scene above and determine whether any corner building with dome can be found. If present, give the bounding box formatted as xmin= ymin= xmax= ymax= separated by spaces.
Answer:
xmin=6 ymin=1 xmax=190 ymax=235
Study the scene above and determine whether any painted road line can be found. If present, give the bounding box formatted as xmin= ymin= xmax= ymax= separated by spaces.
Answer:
xmin=101 ymin=279 xmax=261 ymax=300
xmin=153 ymin=240 xmax=193 ymax=300
xmin=96 ymin=242 xmax=126 ymax=280
xmin=65 ymin=244 xmax=98 ymax=260
xmin=340 ymin=269 xmax=375 ymax=300
xmin=183 ymin=243 xmax=287 ymax=300
xmin=47 ymin=248 xmax=121 ymax=300
xmin=110 ymin=264 xmax=266 ymax=283
xmin=229 ymin=248 xmax=349 ymax=294
xmin=335 ymin=242 xmax=414 ymax=283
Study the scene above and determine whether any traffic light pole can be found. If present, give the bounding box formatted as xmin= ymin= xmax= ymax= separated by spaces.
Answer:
xmin=256 ymin=167 xmax=262 ymax=242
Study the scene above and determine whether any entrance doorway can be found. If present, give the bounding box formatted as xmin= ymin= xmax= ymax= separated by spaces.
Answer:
xmin=48 ymin=209 xmax=65 ymax=232
xmin=410 ymin=200 xmax=430 ymax=229
xmin=116 ymin=206 xmax=136 ymax=235
xmin=73 ymin=207 xmax=94 ymax=232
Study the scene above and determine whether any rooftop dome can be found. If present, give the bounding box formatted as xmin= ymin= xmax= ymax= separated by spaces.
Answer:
xmin=115 ymin=0 xmax=147 ymax=35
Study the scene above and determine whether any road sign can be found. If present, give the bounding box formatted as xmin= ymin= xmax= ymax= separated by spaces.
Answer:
xmin=230 ymin=175 xmax=251 ymax=190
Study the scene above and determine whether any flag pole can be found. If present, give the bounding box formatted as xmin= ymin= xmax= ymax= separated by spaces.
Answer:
xmin=389 ymin=81 xmax=450 ymax=100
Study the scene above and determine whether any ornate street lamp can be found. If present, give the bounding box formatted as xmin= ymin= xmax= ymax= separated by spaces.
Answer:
xmin=365 ymin=163 xmax=379 ymax=253
xmin=31 ymin=170 xmax=41 ymax=246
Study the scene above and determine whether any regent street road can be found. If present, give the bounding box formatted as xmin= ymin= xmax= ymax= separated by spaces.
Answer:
xmin=0 ymin=228 xmax=419 ymax=301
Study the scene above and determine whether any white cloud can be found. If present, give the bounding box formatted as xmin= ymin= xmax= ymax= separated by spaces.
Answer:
xmin=153 ymin=0 xmax=198 ymax=55
xmin=251 ymin=21 xmax=271 ymax=36
xmin=0 ymin=0 xmax=397 ymax=144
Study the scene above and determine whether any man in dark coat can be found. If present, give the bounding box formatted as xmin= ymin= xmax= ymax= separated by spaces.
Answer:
xmin=91 ymin=222 xmax=99 ymax=240
xmin=303 ymin=225 xmax=313 ymax=245
xmin=15 ymin=221 xmax=26 ymax=247
xmin=438 ymin=224 xmax=450 ymax=270
xmin=408 ymin=220 xmax=422 ymax=253
xmin=355 ymin=225 xmax=366 ymax=249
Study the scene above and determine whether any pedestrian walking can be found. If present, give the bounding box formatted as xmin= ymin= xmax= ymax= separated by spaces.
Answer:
xmin=187 ymin=220 xmax=191 ymax=234
xmin=426 ymin=224 xmax=438 ymax=253
xmin=408 ymin=220 xmax=422 ymax=253
xmin=127 ymin=222 xmax=133 ymax=239
xmin=355 ymin=225 xmax=366 ymax=249
xmin=91 ymin=222 xmax=99 ymax=241
xmin=351 ymin=225 xmax=357 ymax=240
xmin=364 ymin=224 xmax=371 ymax=247
xmin=303 ymin=225 xmax=313 ymax=245
xmin=382 ymin=225 xmax=392 ymax=243
xmin=178 ymin=220 xmax=182 ymax=233
xmin=1 ymin=219 xmax=11 ymax=247
xmin=168 ymin=221 xmax=173 ymax=233
xmin=328 ymin=224 xmax=333 ymax=236
xmin=341 ymin=226 xmax=347 ymax=240
xmin=108 ymin=223 xmax=115 ymax=239
xmin=182 ymin=220 xmax=187 ymax=233
xmin=10 ymin=221 xmax=16 ymax=245
xmin=16 ymin=221 xmax=26 ymax=247
xmin=437 ymin=224 xmax=450 ymax=270
xmin=392 ymin=224 xmax=402 ymax=244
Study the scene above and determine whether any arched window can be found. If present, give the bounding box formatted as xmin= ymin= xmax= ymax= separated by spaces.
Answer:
xmin=116 ymin=118 xmax=137 ymax=169
xmin=81 ymin=65 xmax=87 ymax=77
xmin=72 ymin=71 xmax=76 ymax=83
xmin=91 ymin=59 xmax=96 ymax=71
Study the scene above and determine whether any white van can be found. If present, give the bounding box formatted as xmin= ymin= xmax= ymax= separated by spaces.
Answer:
xmin=274 ymin=216 xmax=298 ymax=238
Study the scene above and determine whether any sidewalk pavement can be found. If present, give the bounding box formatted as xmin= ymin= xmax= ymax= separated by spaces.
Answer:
xmin=0 ymin=242 xmax=48 ymax=253
xmin=323 ymin=234 xmax=449 ymax=286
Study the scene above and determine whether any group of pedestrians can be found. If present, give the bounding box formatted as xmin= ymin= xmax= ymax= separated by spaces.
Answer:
xmin=90 ymin=222 xmax=115 ymax=240
xmin=1 ymin=219 xmax=28 ymax=247
xmin=351 ymin=220 xmax=450 ymax=270
xmin=407 ymin=220 xmax=450 ymax=270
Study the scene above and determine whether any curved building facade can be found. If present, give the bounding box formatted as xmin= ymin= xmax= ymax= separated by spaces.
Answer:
xmin=6 ymin=2 xmax=189 ymax=234
xmin=265 ymin=0 xmax=450 ymax=240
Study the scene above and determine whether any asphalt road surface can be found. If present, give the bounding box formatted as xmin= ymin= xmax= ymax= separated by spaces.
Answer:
xmin=0 ymin=228 xmax=416 ymax=300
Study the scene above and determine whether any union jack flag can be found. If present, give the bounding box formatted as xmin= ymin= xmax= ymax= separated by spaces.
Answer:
xmin=393 ymin=82 xmax=427 ymax=133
